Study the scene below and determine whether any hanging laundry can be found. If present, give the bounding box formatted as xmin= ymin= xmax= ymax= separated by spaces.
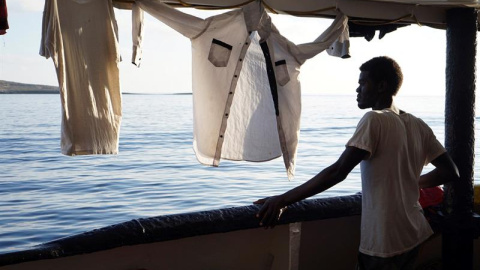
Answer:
xmin=113 ymin=1 xmax=145 ymax=66
xmin=136 ymin=0 xmax=349 ymax=179
xmin=131 ymin=3 xmax=144 ymax=66
xmin=0 ymin=0 xmax=8 ymax=35
xmin=40 ymin=0 xmax=122 ymax=156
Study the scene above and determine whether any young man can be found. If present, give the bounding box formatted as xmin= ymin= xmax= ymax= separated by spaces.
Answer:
xmin=254 ymin=56 xmax=459 ymax=269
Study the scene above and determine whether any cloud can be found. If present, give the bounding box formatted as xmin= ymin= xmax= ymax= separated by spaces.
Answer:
xmin=8 ymin=0 xmax=45 ymax=13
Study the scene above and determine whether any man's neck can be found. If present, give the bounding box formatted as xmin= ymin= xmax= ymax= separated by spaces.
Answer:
xmin=372 ymin=96 xmax=392 ymax=110
xmin=372 ymin=97 xmax=400 ymax=114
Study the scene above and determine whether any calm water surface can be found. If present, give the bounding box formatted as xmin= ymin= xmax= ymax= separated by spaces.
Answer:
xmin=0 ymin=94 xmax=477 ymax=254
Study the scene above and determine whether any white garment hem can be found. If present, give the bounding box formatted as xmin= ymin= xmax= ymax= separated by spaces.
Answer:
xmin=62 ymin=149 xmax=119 ymax=156
xmin=358 ymin=231 xmax=433 ymax=258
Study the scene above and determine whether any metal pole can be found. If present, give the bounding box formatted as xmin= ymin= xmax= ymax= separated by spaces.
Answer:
xmin=443 ymin=7 xmax=477 ymax=270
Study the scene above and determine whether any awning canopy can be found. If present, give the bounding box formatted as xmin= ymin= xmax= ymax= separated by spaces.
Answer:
xmin=113 ymin=0 xmax=480 ymax=29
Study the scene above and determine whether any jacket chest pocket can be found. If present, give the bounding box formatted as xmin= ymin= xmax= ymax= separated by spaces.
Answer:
xmin=208 ymin=39 xmax=232 ymax=67
xmin=275 ymin=60 xmax=290 ymax=86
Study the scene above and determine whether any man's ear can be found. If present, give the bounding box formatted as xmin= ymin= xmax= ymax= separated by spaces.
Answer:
xmin=377 ymin=81 xmax=388 ymax=93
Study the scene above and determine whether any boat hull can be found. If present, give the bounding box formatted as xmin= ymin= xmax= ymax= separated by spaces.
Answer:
xmin=0 ymin=194 xmax=478 ymax=269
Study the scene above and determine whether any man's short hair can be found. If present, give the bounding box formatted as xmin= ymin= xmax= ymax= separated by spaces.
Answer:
xmin=360 ymin=56 xmax=403 ymax=96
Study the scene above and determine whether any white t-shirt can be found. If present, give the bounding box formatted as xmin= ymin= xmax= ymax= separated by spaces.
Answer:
xmin=346 ymin=108 xmax=446 ymax=257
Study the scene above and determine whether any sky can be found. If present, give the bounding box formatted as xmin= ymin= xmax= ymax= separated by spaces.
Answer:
xmin=0 ymin=0 xmax=470 ymax=97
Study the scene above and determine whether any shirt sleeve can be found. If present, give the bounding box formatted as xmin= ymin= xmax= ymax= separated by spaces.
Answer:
xmin=346 ymin=112 xmax=380 ymax=159
xmin=423 ymin=124 xmax=446 ymax=165
xmin=132 ymin=3 xmax=144 ymax=66
xmin=291 ymin=12 xmax=349 ymax=64
xmin=136 ymin=0 xmax=209 ymax=39
xmin=39 ymin=0 xmax=59 ymax=64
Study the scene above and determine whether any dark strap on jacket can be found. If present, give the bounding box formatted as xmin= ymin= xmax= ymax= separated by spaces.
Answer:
xmin=260 ymin=41 xmax=279 ymax=116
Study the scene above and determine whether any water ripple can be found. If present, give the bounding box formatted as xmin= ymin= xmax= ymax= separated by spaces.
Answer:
xmin=0 ymin=94 xmax=477 ymax=254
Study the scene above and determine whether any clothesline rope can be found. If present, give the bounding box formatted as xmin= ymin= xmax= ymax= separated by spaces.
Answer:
xmin=260 ymin=1 xmax=278 ymax=14
xmin=112 ymin=0 xmax=420 ymax=26
xmin=174 ymin=0 xmax=337 ymax=15
xmin=177 ymin=0 xmax=255 ymax=9
xmin=350 ymin=14 xmax=419 ymax=26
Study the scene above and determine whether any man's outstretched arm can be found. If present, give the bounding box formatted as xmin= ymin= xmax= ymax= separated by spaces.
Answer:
xmin=254 ymin=146 xmax=368 ymax=228
xmin=419 ymin=152 xmax=460 ymax=189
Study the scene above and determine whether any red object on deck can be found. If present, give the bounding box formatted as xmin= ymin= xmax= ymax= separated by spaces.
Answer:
xmin=419 ymin=186 xmax=444 ymax=208
xmin=0 ymin=0 xmax=8 ymax=35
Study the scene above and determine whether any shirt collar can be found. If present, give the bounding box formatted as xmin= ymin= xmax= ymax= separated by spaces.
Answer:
xmin=382 ymin=101 xmax=401 ymax=115
xmin=242 ymin=1 xmax=272 ymax=40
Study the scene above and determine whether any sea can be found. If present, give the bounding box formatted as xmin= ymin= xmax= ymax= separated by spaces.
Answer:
xmin=0 ymin=93 xmax=478 ymax=254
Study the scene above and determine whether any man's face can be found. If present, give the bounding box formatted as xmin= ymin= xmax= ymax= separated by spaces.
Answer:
xmin=356 ymin=71 xmax=380 ymax=109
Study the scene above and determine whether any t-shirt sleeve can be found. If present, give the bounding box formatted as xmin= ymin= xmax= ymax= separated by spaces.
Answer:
xmin=293 ymin=12 xmax=349 ymax=64
xmin=423 ymin=125 xmax=446 ymax=165
xmin=39 ymin=0 xmax=58 ymax=62
xmin=346 ymin=112 xmax=380 ymax=159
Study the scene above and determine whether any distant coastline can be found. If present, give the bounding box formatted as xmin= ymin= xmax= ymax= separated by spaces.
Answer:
xmin=0 ymin=80 xmax=59 ymax=94
xmin=0 ymin=80 xmax=193 ymax=95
